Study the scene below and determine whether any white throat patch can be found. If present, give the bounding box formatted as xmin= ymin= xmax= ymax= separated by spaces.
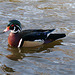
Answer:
xmin=11 ymin=29 xmax=20 ymax=33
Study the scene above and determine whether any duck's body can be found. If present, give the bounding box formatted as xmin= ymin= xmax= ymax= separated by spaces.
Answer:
xmin=4 ymin=20 xmax=66 ymax=48
xmin=8 ymin=29 xmax=55 ymax=47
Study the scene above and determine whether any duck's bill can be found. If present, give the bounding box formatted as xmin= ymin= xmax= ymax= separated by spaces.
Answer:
xmin=4 ymin=27 xmax=10 ymax=32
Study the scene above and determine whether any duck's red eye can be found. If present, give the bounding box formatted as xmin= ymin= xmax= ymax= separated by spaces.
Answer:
xmin=11 ymin=25 xmax=14 ymax=27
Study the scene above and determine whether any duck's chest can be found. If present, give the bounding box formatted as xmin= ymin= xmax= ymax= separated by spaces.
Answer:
xmin=8 ymin=33 xmax=21 ymax=47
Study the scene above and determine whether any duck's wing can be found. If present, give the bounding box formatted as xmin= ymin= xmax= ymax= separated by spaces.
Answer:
xmin=22 ymin=32 xmax=51 ymax=41
xmin=18 ymin=29 xmax=55 ymax=47
xmin=20 ymin=29 xmax=55 ymax=35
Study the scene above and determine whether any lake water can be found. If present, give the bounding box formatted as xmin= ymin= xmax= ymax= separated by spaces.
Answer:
xmin=0 ymin=0 xmax=75 ymax=75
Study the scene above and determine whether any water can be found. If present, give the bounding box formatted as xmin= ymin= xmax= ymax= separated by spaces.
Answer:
xmin=0 ymin=0 xmax=75 ymax=75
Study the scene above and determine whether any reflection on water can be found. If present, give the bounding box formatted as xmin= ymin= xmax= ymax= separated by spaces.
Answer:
xmin=2 ymin=65 xmax=15 ymax=72
xmin=0 ymin=0 xmax=75 ymax=75
xmin=1 ymin=40 xmax=63 ymax=75
xmin=6 ymin=40 xmax=62 ymax=61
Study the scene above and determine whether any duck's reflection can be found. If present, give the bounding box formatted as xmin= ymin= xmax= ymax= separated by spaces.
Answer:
xmin=2 ymin=64 xmax=15 ymax=72
xmin=6 ymin=40 xmax=63 ymax=61
xmin=6 ymin=47 xmax=25 ymax=61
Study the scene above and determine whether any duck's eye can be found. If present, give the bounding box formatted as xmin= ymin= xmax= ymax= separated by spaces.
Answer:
xmin=11 ymin=24 xmax=14 ymax=27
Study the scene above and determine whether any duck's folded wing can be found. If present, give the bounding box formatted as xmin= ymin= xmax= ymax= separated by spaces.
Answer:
xmin=22 ymin=32 xmax=47 ymax=41
xmin=18 ymin=32 xmax=48 ymax=47
xmin=18 ymin=29 xmax=55 ymax=47
xmin=20 ymin=29 xmax=55 ymax=34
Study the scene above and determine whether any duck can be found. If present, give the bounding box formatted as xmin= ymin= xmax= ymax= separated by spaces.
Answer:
xmin=3 ymin=20 xmax=66 ymax=48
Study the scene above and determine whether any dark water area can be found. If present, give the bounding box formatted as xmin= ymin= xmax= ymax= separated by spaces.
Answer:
xmin=0 ymin=0 xmax=75 ymax=75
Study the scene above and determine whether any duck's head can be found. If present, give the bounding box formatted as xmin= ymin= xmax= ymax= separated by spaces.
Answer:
xmin=4 ymin=20 xmax=22 ymax=33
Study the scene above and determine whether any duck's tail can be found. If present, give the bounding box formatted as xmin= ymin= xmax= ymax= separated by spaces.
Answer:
xmin=48 ymin=34 xmax=66 ymax=40
xmin=44 ymin=34 xmax=66 ymax=44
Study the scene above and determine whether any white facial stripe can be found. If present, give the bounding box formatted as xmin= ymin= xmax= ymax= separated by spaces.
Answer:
xmin=14 ymin=26 xmax=16 ymax=31
xmin=11 ymin=25 xmax=21 ymax=33
xmin=16 ymin=25 xmax=22 ymax=31
xmin=11 ymin=30 xmax=20 ymax=33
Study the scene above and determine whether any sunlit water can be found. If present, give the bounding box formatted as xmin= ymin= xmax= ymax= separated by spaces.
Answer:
xmin=0 ymin=0 xmax=75 ymax=75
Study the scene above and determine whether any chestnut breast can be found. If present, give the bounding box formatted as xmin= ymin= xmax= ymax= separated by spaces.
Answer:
xmin=8 ymin=32 xmax=21 ymax=47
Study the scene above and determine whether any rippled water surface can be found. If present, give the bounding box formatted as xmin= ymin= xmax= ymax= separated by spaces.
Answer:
xmin=0 ymin=0 xmax=75 ymax=75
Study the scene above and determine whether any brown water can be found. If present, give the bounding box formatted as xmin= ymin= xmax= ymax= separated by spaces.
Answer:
xmin=0 ymin=0 xmax=75 ymax=75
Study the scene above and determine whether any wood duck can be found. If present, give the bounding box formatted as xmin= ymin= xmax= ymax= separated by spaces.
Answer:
xmin=4 ymin=20 xmax=66 ymax=48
